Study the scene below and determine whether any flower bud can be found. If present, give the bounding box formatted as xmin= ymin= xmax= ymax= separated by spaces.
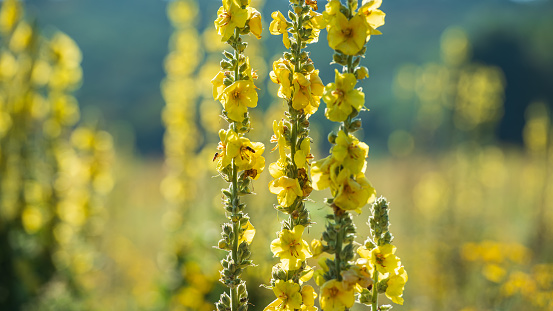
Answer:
xmin=355 ymin=66 xmax=369 ymax=80
xmin=311 ymin=239 xmax=324 ymax=257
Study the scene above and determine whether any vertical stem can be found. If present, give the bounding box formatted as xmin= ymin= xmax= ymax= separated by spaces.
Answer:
xmin=371 ymin=268 xmax=379 ymax=311
xmin=230 ymin=160 xmax=239 ymax=311
xmin=334 ymin=214 xmax=343 ymax=281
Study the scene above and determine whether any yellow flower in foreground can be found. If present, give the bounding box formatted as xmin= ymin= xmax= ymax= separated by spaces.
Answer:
xmin=214 ymin=0 xmax=248 ymax=42
xmin=211 ymin=70 xmax=227 ymax=100
xmin=294 ymin=138 xmax=311 ymax=169
xmin=264 ymin=280 xmax=302 ymax=311
xmin=310 ymin=156 xmax=336 ymax=191
xmin=358 ymin=244 xmax=400 ymax=275
xmin=323 ymin=70 xmax=365 ymax=122
xmin=270 ymin=58 xmax=292 ymax=99
xmin=386 ymin=266 xmax=408 ymax=305
xmin=220 ymin=80 xmax=258 ymax=122
xmin=269 ymin=11 xmax=290 ymax=49
xmin=333 ymin=170 xmax=376 ymax=212
xmin=319 ymin=279 xmax=355 ymax=311
xmin=270 ymin=225 xmax=312 ymax=270
xmin=327 ymin=12 xmax=368 ymax=55
xmin=341 ymin=265 xmax=373 ymax=291
xmin=359 ymin=0 xmax=385 ymax=30
xmin=331 ymin=130 xmax=369 ymax=174
xmin=269 ymin=176 xmax=303 ymax=207
xmin=301 ymin=285 xmax=317 ymax=309
xmin=216 ymin=129 xmax=265 ymax=178
xmin=238 ymin=220 xmax=255 ymax=244
xmin=322 ymin=0 xmax=341 ymax=26
xmin=247 ymin=7 xmax=262 ymax=39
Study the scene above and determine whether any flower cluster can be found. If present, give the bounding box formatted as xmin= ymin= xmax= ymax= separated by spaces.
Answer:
xmin=264 ymin=1 xmax=325 ymax=310
xmin=308 ymin=1 xmax=407 ymax=310
xmin=211 ymin=1 xmax=265 ymax=310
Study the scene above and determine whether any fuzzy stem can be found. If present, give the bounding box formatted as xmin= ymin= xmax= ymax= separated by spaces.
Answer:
xmin=231 ymin=160 xmax=240 ymax=311
xmin=371 ymin=268 xmax=379 ymax=311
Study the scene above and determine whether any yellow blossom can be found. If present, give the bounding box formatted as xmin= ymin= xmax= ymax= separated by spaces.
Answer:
xmin=214 ymin=0 xmax=248 ymax=42
xmin=386 ymin=266 xmax=408 ymax=305
xmin=358 ymin=244 xmax=400 ymax=275
xmin=327 ymin=12 xmax=368 ymax=55
xmin=271 ymin=119 xmax=290 ymax=160
xmin=269 ymin=176 xmax=303 ymax=207
xmin=238 ymin=220 xmax=255 ymax=244
xmin=358 ymin=0 xmax=385 ymax=30
xmin=294 ymin=138 xmax=311 ymax=169
xmin=323 ymin=70 xmax=365 ymax=122
xmin=333 ymin=170 xmax=376 ymax=212
xmin=270 ymin=225 xmax=312 ymax=270
xmin=310 ymin=156 xmax=336 ymax=191
xmin=247 ymin=7 xmax=262 ymax=39
xmin=319 ymin=279 xmax=355 ymax=311
xmin=270 ymin=58 xmax=292 ymax=99
xmin=216 ymin=129 xmax=265 ymax=178
xmin=211 ymin=70 xmax=227 ymax=100
xmin=269 ymin=11 xmax=290 ymax=49
xmin=322 ymin=0 xmax=341 ymax=26
xmin=331 ymin=130 xmax=369 ymax=174
xmin=301 ymin=285 xmax=317 ymax=308
xmin=341 ymin=265 xmax=373 ymax=291
xmin=304 ymin=10 xmax=325 ymax=43
xmin=264 ymin=280 xmax=303 ymax=311
xmin=220 ymin=79 xmax=258 ymax=122
xmin=291 ymin=70 xmax=324 ymax=114
xmin=311 ymin=239 xmax=324 ymax=257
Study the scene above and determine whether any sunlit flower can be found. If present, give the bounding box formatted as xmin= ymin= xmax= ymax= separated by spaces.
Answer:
xmin=331 ymin=130 xmax=369 ymax=174
xmin=358 ymin=0 xmax=385 ymax=30
xmin=386 ymin=266 xmax=408 ymax=305
xmin=264 ymin=280 xmax=302 ymax=311
xmin=269 ymin=176 xmax=303 ymax=207
xmin=294 ymin=138 xmax=312 ymax=169
xmin=327 ymin=12 xmax=368 ymax=55
xmin=303 ymin=10 xmax=325 ymax=43
xmin=220 ymin=79 xmax=258 ymax=122
xmin=211 ymin=70 xmax=227 ymax=100
xmin=247 ymin=7 xmax=262 ymax=39
xmin=269 ymin=11 xmax=290 ymax=49
xmin=322 ymin=0 xmax=341 ymax=26
xmin=310 ymin=156 xmax=335 ymax=191
xmin=323 ymin=70 xmax=365 ymax=122
xmin=341 ymin=265 xmax=373 ymax=291
xmin=216 ymin=129 xmax=265 ymax=178
xmin=214 ymin=0 xmax=248 ymax=42
xmin=358 ymin=244 xmax=400 ymax=275
xmin=238 ymin=220 xmax=255 ymax=244
xmin=319 ymin=279 xmax=355 ymax=311
xmin=270 ymin=58 xmax=292 ymax=99
xmin=333 ymin=170 xmax=376 ymax=212
xmin=270 ymin=225 xmax=312 ymax=270
xmin=301 ymin=285 xmax=317 ymax=309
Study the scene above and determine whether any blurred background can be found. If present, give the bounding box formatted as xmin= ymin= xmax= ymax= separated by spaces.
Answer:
xmin=1 ymin=0 xmax=552 ymax=310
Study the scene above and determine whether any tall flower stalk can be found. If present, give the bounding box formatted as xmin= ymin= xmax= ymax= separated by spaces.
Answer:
xmin=263 ymin=0 xmax=325 ymax=310
xmin=310 ymin=0 xmax=406 ymax=310
xmin=211 ymin=1 xmax=264 ymax=310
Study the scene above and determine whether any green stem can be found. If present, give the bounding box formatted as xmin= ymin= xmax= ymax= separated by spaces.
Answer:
xmin=334 ymin=215 xmax=344 ymax=281
xmin=371 ymin=268 xmax=379 ymax=311
xmin=230 ymin=160 xmax=240 ymax=311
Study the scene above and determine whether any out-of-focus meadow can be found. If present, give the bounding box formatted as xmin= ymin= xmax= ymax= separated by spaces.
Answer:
xmin=1 ymin=0 xmax=553 ymax=310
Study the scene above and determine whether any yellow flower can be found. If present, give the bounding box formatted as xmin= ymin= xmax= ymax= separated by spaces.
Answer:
xmin=216 ymin=129 xmax=265 ymax=178
xmin=333 ymin=170 xmax=376 ymax=212
xmin=0 ymin=0 xmax=21 ymax=34
xmin=358 ymin=244 xmax=400 ymax=275
xmin=301 ymin=285 xmax=317 ymax=308
xmin=270 ymin=58 xmax=292 ymax=99
xmin=291 ymin=71 xmax=323 ymax=114
xmin=319 ymin=279 xmax=355 ymax=311
xmin=294 ymin=138 xmax=311 ymax=169
xmin=304 ymin=10 xmax=325 ymax=43
xmin=331 ymin=130 xmax=369 ymax=174
xmin=311 ymin=239 xmax=324 ymax=257
xmin=358 ymin=0 xmax=385 ymax=30
xmin=211 ymin=70 xmax=227 ymax=100
xmin=269 ymin=176 xmax=303 ymax=207
xmin=247 ymin=7 xmax=262 ymax=39
xmin=214 ymin=0 xmax=248 ymax=42
xmin=322 ymin=0 xmax=341 ymax=26
xmin=269 ymin=11 xmax=290 ymax=49
xmin=327 ymin=12 xmax=368 ymax=55
xmin=386 ymin=266 xmax=408 ymax=305
xmin=238 ymin=220 xmax=255 ymax=244
xmin=341 ymin=266 xmax=373 ymax=292
xmin=220 ymin=80 xmax=258 ymax=122
xmin=323 ymin=70 xmax=365 ymax=122
xmin=270 ymin=225 xmax=312 ymax=270
xmin=310 ymin=156 xmax=336 ymax=191
xmin=264 ymin=280 xmax=302 ymax=311
xmin=271 ymin=119 xmax=290 ymax=160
